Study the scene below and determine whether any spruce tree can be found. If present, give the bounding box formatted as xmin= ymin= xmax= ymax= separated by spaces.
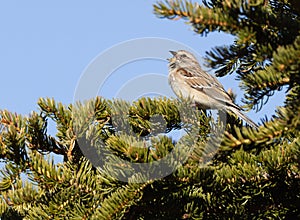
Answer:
xmin=0 ymin=0 xmax=299 ymax=219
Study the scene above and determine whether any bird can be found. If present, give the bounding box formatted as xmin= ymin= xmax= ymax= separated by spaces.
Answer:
xmin=167 ymin=50 xmax=258 ymax=129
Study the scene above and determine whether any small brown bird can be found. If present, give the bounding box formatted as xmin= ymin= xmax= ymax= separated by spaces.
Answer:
xmin=168 ymin=50 xmax=258 ymax=128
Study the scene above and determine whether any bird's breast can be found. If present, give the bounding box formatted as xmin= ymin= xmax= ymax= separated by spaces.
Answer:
xmin=168 ymin=70 xmax=193 ymax=99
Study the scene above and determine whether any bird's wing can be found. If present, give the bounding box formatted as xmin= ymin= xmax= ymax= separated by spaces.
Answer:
xmin=177 ymin=67 xmax=239 ymax=109
xmin=175 ymin=65 xmax=258 ymax=128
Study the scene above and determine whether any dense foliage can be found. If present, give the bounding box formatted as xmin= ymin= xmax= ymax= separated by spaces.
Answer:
xmin=1 ymin=0 xmax=299 ymax=219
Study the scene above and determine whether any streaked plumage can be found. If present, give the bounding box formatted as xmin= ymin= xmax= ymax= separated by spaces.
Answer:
xmin=168 ymin=50 xmax=258 ymax=128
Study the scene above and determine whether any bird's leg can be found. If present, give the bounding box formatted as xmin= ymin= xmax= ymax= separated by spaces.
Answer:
xmin=217 ymin=109 xmax=227 ymax=127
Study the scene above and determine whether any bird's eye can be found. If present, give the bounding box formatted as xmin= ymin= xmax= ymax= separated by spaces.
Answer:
xmin=180 ymin=54 xmax=187 ymax=58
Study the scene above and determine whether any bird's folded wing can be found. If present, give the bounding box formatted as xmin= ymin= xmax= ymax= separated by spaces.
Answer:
xmin=178 ymin=68 xmax=240 ymax=109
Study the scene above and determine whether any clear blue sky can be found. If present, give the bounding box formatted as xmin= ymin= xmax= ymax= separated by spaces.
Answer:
xmin=0 ymin=1 xmax=284 ymax=124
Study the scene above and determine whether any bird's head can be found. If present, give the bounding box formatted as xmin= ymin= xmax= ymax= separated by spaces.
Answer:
xmin=167 ymin=50 xmax=199 ymax=69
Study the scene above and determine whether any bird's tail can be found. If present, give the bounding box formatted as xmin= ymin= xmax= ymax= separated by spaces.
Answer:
xmin=228 ymin=106 xmax=259 ymax=129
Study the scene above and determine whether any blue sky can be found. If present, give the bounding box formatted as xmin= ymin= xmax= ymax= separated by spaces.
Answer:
xmin=0 ymin=1 xmax=284 ymax=125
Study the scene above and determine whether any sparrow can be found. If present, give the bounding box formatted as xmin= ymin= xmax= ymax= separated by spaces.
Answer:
xmin=168 ymin=50 xmax=258 ymax=128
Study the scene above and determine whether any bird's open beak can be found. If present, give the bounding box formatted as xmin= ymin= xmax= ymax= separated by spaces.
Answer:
xmin=167 ymin=50 xmax=177 ymax=62
xmin=169 ymin=51 xmax=177 ymax=56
